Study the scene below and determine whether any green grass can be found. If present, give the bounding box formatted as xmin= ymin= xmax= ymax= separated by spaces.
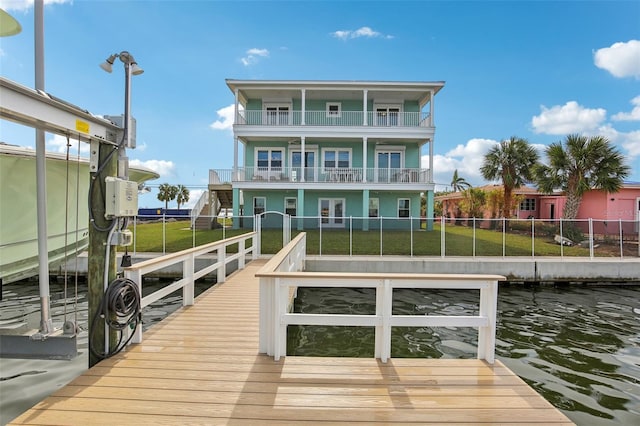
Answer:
xmin=126 ymin=220 xmax=594 ymax=257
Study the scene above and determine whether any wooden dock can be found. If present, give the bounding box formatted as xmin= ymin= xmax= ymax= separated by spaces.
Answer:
xmin=9 ymin=259 xmax=574 ymax=425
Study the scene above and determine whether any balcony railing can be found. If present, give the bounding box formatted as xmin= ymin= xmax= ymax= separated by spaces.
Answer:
xmin=236 ymin=110 xmax=432 ymax=128
xmin=209 ymin=167 xmax=431 ymax=184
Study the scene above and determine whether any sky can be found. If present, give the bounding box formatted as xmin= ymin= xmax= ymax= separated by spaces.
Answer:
xmin=1 ymin=0 xmax=639 ymax=209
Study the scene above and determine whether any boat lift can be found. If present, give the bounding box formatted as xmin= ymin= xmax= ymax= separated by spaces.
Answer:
xmin=0 ymin=77 xmax=126 ymax=359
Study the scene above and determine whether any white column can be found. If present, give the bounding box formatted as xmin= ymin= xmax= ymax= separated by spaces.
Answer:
xmin=363 ymin=89 xmax=368 ymax=126
xmin=233 ymin=136 xmax=239 ymax=179
xmin=301 ymin=136 xmax=306 ymax=182
xmin=429 ymin=89 xmax=434 ymax=127
xmin=362 ymin=137 xmax=368 ymax=182
xmin=301 ymin=89 xmax=306 ymax=125
xmin=234 ymin=88 xmax=239 ymax=123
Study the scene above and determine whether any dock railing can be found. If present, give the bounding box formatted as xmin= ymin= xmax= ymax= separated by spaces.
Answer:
xmin=256 ymin=232 xmax=505 ymax=363
xmin=123 ymin=232 xmax=257 ymax=344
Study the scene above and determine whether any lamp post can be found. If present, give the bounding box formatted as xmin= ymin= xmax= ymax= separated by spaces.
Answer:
xmin=100 ymin=51 xmax=144 ymax=179
xmin=87 ymin=51 xmax=143 ymax=367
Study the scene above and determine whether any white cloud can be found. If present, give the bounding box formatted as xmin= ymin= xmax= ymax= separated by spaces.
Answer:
xmin=621 ymin=130 xmax=640 ymax=158
xmin=130 ymin=159 xmax=176 ymax=178
xmin=241 ymin=48 xmax=269 ymax=66
xmin=210 ymin=103 xmax=238 ymax=131
xmin=531 ymin=101 xmax=606 ymax=135
xmin=425 ymin=138 xmax=498 ymax=189
xmin=46 ymin=134 xmax=90 ymax=156
xmin=0 ymin=0 xmax=71 ymax=12
xmin=331 ymin=26 xmax=393 ymax=40
xmin=183 ymin=189 xmax=204 ymax=209
xmin=594 ymin=40 xmax=640 ymax=79
xmin=612 ymin=95 xmax=640 ymax=121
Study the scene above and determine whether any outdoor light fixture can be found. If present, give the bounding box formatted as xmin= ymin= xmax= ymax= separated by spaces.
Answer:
xmin=100 ymin=51 xmax=144 ymax=179
xmin=100 ymin=51 xmax=144 ymax=75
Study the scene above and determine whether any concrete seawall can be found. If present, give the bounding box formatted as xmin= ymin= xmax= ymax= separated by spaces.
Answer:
xmin=53 ymin=252 xmax=640 ymax=283
xmin=306 ymin=256 xmax=640 ymax=283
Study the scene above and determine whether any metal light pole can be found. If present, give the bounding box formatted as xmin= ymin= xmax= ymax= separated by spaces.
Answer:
xmin=88 ymin=51 xmax=143 ymax=366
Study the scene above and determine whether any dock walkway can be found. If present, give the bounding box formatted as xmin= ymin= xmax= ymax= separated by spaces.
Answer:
xmin=10 ymin=259 xmax=573 ymax=425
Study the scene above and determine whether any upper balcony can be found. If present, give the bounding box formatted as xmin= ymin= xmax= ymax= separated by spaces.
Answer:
xmin=237 ymin=110 xmax=432 ymax=128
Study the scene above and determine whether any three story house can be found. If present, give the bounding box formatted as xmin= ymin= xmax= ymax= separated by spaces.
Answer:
xmin=207 ymin=79 xmax=445 ymax=230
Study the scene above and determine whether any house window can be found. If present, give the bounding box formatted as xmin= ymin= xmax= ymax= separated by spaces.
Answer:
xmin=326 ymin=102 xmax=341 ymax=118
xmin=256 ymin=149 xmax=283 ymax=170
xmin=323 ymin=149 xmax=351 ymax=169
xmin=285 ymin=197 xmax=297 ymax=216
xmin=369 ymin=198 xmax=379 ymax=217
xmin=398 ymin=198 xmax=410 ymax=218
xmin=254 ymin=197 xmax=266 ymax=215
xmin=520 ymin=198 xmax=536 ymax=211
xmin=264 ymin=103 xmax=291 ymax=125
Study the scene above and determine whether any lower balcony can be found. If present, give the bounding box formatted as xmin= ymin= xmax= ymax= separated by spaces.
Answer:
xmin=209 ymin=167 xmax=432 ymax=185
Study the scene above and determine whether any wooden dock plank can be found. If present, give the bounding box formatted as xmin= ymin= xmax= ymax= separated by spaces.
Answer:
xmin=9 ymin=259 xmax=574 ymax=425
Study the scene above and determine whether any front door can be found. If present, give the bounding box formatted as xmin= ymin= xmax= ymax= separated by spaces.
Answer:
xmin=319 ymin=198 xmax=345 ymax=228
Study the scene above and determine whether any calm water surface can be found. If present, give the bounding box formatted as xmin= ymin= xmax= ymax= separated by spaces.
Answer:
xmin=0 ymin=279 xmax=214 ymax=425
xmin=288 ymin=285 xmax=640 ymax=425
xmin=1 ymin=282 xmax=638 ymax=425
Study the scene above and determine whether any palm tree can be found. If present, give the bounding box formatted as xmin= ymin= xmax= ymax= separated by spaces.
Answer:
xmin=450 ymin=169 xmax=471 ymax=192
xmin=459 ymin=187 xmax=486 ymax=220
xmin=535 ymin=134 xmax=630 ymax=220
xmin=480 ymin=136 xmax=539 ymax=218
xmin=157 ymin=183 xmax=178 ymax=210
xmin=176 ymin=185 xmax=190 ymax=210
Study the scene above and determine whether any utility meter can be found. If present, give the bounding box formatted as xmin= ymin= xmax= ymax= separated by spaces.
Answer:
xmin=105 ymin=177 xmax=138 ymax=218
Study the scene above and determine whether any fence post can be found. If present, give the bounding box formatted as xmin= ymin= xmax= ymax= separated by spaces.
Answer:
xmin=531 ymin=217 xmax=535 ymax=258
xmin=589 ymin=218 xmax=594 ymax=259
xmin=410 ymin=216 xmax=414 ymax=257
xmin=350 ymin=216 xmax=353 ymax=257
xmin=472 ymin=217 xmax=476 ymax=257
xmin=502 ymin=218 xmax=506 ymax=257
xmin=619 ymin=218 xmax=623 ymax=259
xmin=380 ymin=217 xmax=383 ymax=256
xmin=133 ymin=216 xmax=137 ymax=256
xmin=440 ymin=216 xmax=445 ymax=258
xmin=162 ymin=212 xmax=166 ymax=254
xmin=559 ymin=218 xmax=564 ymax=258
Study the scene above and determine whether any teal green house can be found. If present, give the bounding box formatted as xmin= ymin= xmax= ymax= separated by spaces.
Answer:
xmin=205 ymin=79 xmax=445 ymax=230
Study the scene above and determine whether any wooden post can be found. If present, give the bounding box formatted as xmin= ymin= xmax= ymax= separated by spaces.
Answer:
xmin=88 ymin=143 xmax=117 ymax=367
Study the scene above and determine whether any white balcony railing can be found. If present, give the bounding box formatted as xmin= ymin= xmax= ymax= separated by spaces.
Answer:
xmin=209 ymin=167 xmax=431 ymax=184
xmin=237 ymin=110 xmax=431 ymax=128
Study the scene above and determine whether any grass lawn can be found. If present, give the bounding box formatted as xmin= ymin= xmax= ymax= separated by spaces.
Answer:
xmin=127 ymin=219 xmax=598 ymax=257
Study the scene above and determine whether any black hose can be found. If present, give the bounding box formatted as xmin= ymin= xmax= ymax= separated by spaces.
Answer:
xmin=89 ymin=277 xmax=142 ymax=360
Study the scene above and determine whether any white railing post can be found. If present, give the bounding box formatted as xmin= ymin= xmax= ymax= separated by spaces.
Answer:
xmin=410 ymin=216 xmax=414 ymax=257
xmin=380 ymin=279 xmax=392 ymax=363
xmin=380 ymin=217 xmax=383 ymax=256
xmin=239 ymin=239 xmax=246 ymax=269
xmin=619 ymin=218 xmax=623 ymax=258
xmin=374 ymin=279 xmax=384 ymax=358
xmin=502 ymin=217 xmax=506 ymax=257
xmin=531 ymin=217 xmax=535 ymax=257
xmin=559 ymin=218 xmax=564 ymax=258
xmin=162 ymin=212 xmax=166 ymax=254
xmin=349 ymin=216 xmax=353 ymax=257
xmin=218 ymin=246 xmax=227 ymax=283
xmin=472 ymin=217 xmax=476 ymax=257
xmin=259 ymin=277 xmax=274 ymax=354
xmin=183 ymin=255 xmax=194 ymax=306
xmin=478 ymin=280 xmax=498 ymax=363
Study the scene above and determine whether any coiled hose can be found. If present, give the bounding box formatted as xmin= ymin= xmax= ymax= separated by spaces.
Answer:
xmin=90 ymin=277 xmax=141 ymax=360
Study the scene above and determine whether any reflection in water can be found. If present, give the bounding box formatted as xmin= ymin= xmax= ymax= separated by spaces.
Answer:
xmin=288 ymin=285 xmax=640 ymax=425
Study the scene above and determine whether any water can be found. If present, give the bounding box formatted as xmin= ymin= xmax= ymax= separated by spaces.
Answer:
xmin=1 ymin=282 xmax=638 ymax=425
xmin=0 ymin=278 xmax=216 ymax=425
xmin=288 ymin=285 xmax=640 ymax=425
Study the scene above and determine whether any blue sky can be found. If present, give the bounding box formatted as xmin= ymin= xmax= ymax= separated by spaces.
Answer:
xmin=1 ymin=0 xmax=639 ymax=208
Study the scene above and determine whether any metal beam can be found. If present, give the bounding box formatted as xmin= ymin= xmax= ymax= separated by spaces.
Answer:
xmin=0 ymin=77 xmax=121 ymax=144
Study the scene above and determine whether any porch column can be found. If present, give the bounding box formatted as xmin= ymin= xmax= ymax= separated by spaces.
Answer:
xmin=362 ymin=137 xmax=368 ymax=183
xmin=362 ymin=189 xmax=370 ymax=231
xmin=301 ymin=89 xmax=306 ymax=125
xmin=297 ymin=188 xmax=305 ymax=231
xmin=234 ymin=88 xmax=239 ymax=123
xmin=233 ymin=136 xmax=239 ymax=180
xmin=363 ymin=89 xmax=368 ymax=126
xmin=429 ymin=89 xmax=434 ymax=127
xmin=428 ymin=138 xmax=433 ymax=183
xmin=300 ymin=136 xmax=306 ymax=182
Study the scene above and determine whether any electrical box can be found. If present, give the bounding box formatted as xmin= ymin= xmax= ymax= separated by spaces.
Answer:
xmin=105 ymin=177 xmax=138 ymax=218
xmin=110 ymin=229 xmax=133 ymax=246
xmin=105 ymin=114 xmax=136 ymax=148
